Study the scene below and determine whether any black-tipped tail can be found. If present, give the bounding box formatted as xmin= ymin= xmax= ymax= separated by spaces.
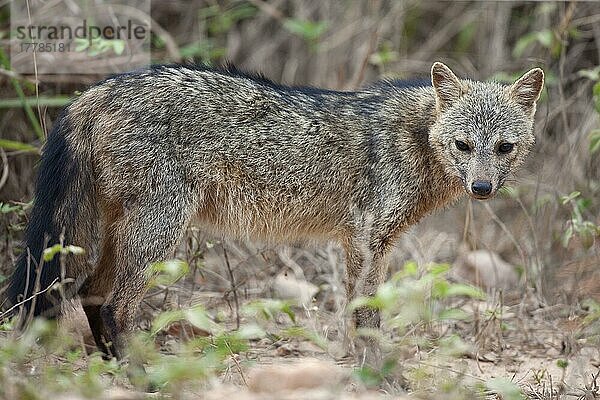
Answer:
xmin=6 ymin=110 xmax=94 ymax=321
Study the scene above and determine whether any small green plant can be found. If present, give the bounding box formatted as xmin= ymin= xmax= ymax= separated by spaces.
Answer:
xmin=0 ymin=318 xmax=128 ymax=399
xmin=242 ymin=298 xmax=296 ymax=324
xmin=350 ymin=262 xmax=484 ymax=331
xmin=180 ymin=3 xmax=257 ymax=64
xmin=557 ymin=68 xmax=600 ymax=252
xmin=578 ymin=66 xmax=600 ymax=154
xmin=485 ymin=377 xmax=526 ymax=400
xmin=151 ymin=304 xmax=222 ymax=336
xmin=557 ymin=359 xmax=569 ymax=386
xmin=353 ymin=358 xmax=397 ymax=387
xmin=143 ymin=304 xmax=263 ymax=393
xmin=283 ymin=18 xmax=328 ymax=49
xmin=581 ymin=299 xmax=600 ymax=340
xmin=0 ymin=202 xmax=31 ymax=240
xmin=198 ymin=3 xmax=257 ymax=35
xmin=180 ymin=40 xmax=226 ymax=64
xmin=350 ymin=261 xmax=485 ymax=390
xmin=560 ymin=191 xmax=599 ymax=249
xmin=513 ymin=29 xmax=560 ymax=58
xmin=591 ymin=75 xmax=600 ymax=154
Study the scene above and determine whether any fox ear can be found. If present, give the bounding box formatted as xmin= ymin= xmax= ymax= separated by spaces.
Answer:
xmin=431 ymin=62 xmax=464 ymax=112
xmin=509 ymin=68 xmax=544 ymax=113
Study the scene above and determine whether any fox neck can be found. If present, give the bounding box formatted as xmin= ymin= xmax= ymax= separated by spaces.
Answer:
xmin=412 ymin=88 xmax=464 ymax=216
xmin=386 ymin=87 xmax=464 ymax=223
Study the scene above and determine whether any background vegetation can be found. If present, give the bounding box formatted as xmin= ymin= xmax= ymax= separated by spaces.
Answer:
xmin=0 ymin=1 xmax=599 ymax=399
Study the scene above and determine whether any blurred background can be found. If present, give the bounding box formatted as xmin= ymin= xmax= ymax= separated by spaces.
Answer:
xmin=0 ymin=0 xmax=599 ymax=318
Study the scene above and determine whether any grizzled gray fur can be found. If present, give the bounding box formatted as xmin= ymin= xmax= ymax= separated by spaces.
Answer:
xmin=7 ymin=62 xmax=544 ymax=362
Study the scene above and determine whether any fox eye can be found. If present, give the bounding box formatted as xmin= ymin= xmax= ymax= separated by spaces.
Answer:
xmin=455 ymin=140 xmax=471 ymax=152
xmin=498 ymin=142 xmax=514 ymax=154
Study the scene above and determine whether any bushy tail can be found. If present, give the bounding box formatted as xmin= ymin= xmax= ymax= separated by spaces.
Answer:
xmin=5 ymin=110 xmax=97 ymax=321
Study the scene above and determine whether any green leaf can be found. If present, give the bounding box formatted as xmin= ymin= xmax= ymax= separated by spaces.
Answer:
xmin=0 ymin=139 xmax=39 ymax=152
xmin=445 ymin=283 xmax=486 ymax=299
xmin=513 ymin=32 xmax=538 ymax=58
xmin=431 ymin=279 xmax=449 ymax=298
xmin=242 ymin=299 xmax=296 ymax=323
xmin=428 ymin=263 xmax=450 ymax=276
xmin=283 ymin=18 xmax=328 ymax=42
xmin=42 ymin=243 xmax=85 ymax=261
xmin=42 ymin=244 xmax=63 ymax=261
xmin=74 ymin=38 xmax=89 ymax=52
xmin=455 ymin=22 xmax=476 ymax=53
xmin=282 ymin=326 xmax=327 ymax=349
xmin=577 ymin=197 xmax=592 ymax=212
xmin=348 ymin=296 xmax=370 ymax=311
xmin=562 ymin=224 xmax=574 ymax=247
xmin=64 ymin=245 xmax=85 ymax=255
xmin=147 ymin=259 xmax=189 ymax=286
xmin=151 ymin=305 xmax=221 ymax=336
xmin=206 ymin=3 xmax=257 ymax=34
xmin=0 ymin=96 xmax=71 ymax=108
xmin=536 ymin=29 xmax=554 ymax=48
xmin=279 ymin=303 xmax=297 ymax=324
xmin=438 ymin=308 xmax=470 ymax=321
xmin=590 ymin=129 xmax=600 ymax=154
xmin=513 ymin=29 xmax=554 ymax=58
xmin=0 ymin=202 xmax=21 ymax=213
xmin=236 ymin=324 xmax=265 ymax=340
xmin=180 ymin=40 xmax=226 ymax=64
xmin=111 ymin=40 xmax=125 ymax=56
xmin=353 ymin=365 xmax=384 ymax=387
xmin=486 ymin=377 xmax=525 ymax=400
xmin=184 ymin=305 xmax=221 ymax=334
xmin=579 ymin=225 xmax=596 ymax=249
xmin=561 ymin=191 xmax=581 ymax=204
xmin=369 ymin=42 xmax=398 ymax=66
xmin=373 ymin=282 xmax=399 ymax=309
xmin=402 ymin=260 xmax=418 ymax=277
xmin=353 ymin=358 xmax=396 ymax=386
xmin=578 ymin=66 xmax=600 ymax=81
xmin=593 ymin=82 xmax=600 ymax=113
xmin=488 ymin=71 xmax=522 ymax=84
xmin=150 ymin=310 xmax=184 ymax=335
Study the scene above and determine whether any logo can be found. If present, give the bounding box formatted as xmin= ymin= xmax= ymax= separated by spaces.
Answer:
xmin=10 ymin=0 xmax=151 ymax=74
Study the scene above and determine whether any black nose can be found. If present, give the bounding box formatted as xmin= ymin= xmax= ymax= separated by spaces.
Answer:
xmin=471 ymin=180 xmax=492 ymax=196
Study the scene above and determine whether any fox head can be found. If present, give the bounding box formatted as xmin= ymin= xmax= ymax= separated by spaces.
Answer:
xmin=428 ymin=62 xmax=544 ymax=200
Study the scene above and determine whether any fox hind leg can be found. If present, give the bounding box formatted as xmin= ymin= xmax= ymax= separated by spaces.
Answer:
xmin=79 ymin=230 xmax=119 ymax=358
xmin=99 ymin=184 xmax=196 ymax=360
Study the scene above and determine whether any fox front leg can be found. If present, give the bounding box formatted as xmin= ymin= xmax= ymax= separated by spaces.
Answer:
xmin=343 ymin=238 xmax=390 ymax=367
